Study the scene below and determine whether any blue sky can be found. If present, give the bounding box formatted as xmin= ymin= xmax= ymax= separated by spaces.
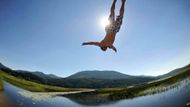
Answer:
xmin=0 ymin=0 xmax=190 ymax=77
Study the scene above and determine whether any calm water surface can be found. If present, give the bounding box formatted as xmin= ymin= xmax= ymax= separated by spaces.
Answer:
xmin=3 ymin=80 xmax=190 ymax=107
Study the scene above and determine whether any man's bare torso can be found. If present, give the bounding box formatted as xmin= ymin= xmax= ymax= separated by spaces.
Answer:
xmin=100 ymin=32 xmax=116 ymax=47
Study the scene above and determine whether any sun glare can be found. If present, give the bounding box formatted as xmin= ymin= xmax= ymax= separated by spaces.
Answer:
xmin=100 ymin=16 xmax=110 ymax=28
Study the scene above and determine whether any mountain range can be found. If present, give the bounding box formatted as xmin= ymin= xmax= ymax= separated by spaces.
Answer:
xmin=68 ymin=70 xmax=134 ymax=79
xmin=0 ymin=62 xmax=188 ymax=88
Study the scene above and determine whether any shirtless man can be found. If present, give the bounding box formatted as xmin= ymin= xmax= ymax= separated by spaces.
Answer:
xmin=82 ymin=0 xmax=126 ymax=52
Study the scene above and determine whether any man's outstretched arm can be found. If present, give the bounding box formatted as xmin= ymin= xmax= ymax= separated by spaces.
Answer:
xmin=82 ymin=42 xmax=100 ymax=46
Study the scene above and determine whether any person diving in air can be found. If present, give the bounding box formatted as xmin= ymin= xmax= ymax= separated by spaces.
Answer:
xmin=82 ymin=0 xmax=126 ymax=52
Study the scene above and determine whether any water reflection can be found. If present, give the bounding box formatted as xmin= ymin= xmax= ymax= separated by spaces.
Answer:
xmin=2 ymin=78 xmax=190 ymax=107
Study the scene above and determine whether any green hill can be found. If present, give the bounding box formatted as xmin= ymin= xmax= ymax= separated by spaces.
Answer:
xmin=16 ymin=70 xmax=60 ymax=79
xmin=156 ymin=66 xmax=186 ymax=79
xmin=67 ymin=70 xmax=132 ymax=79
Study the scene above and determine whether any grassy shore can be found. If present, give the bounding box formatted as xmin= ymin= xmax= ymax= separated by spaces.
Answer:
xmin=0 ymin=72 xmax=3 ymax=91
xmin=1 ymin=71 xmax=86 ymax=92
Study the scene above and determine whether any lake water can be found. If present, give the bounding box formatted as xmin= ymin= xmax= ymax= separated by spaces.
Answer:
xmin=2 ymin=79 xmax=190 ymax=107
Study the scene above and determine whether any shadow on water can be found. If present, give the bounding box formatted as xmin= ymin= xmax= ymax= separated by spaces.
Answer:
xmin=61 ymin=92 xmax=119 ymax=106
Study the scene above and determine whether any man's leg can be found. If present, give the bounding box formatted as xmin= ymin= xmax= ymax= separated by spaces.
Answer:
xmin=114 ymin=0 xmax=126 ymax=33
xmin=119 ymin=0 xmax=126 ymax=17
xmin=109 ymin=0 xmax=117 ymax=18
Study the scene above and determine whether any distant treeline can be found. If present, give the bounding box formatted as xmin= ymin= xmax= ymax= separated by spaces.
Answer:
xmin=0 ymin=68 xmax=154 ymax=88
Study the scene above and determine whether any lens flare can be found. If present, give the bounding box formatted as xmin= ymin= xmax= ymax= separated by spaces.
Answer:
xmin=100 ymin=16 xmax=110 ymax=28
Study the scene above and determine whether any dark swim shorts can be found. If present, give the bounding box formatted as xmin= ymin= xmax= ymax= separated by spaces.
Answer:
xmin=105 ymin=15 xmax=123 ymax=34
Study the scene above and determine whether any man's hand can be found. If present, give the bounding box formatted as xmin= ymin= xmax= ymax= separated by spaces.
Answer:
xmin=110 ymin=45 xmax=117 ymax=52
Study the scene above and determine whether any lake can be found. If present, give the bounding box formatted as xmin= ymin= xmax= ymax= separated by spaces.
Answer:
xmin=2 ymin=79 xmax=190 ymax=107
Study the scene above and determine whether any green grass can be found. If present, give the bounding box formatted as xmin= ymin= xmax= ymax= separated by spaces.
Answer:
xmin=1 ymin=71 xmax=85 ymax=92
xmin=0 ymin=72 xmax=3 ymax=91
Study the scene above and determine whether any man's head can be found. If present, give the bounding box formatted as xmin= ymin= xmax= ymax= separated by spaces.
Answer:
xmin=100 ymin=47 xmax=108 ymax=51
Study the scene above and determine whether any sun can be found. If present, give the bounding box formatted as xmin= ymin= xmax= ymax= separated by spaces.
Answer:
xmin=100 ymin=16 xmax=110 ymax=28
